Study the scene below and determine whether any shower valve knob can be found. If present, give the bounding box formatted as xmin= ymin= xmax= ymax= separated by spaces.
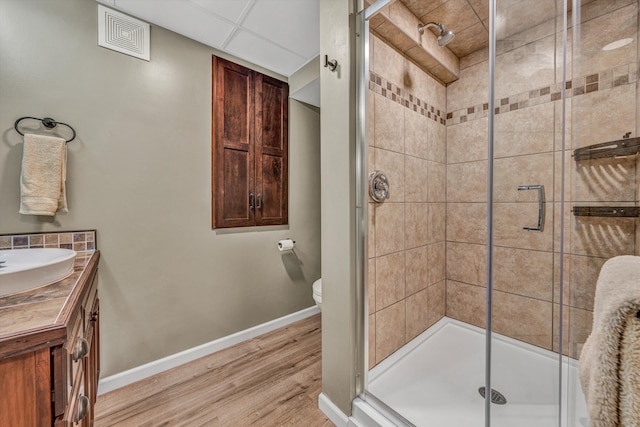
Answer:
xmin=369 ymin=170 xmax=390 ymax=203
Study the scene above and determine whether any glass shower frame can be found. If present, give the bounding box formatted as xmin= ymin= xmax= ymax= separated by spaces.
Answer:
xmin=354 ymin=0 xmax=584 ymax=425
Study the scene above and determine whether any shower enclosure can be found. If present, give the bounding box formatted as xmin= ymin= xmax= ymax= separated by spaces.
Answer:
xmin=354 ymin=0 xmax=639 ymax=425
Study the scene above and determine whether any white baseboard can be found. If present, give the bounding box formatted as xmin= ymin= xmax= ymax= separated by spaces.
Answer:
xmin=98 ymin=305 xmax=320 ymax=395
xmin=319 ymin=393 xmax=350 ymax=427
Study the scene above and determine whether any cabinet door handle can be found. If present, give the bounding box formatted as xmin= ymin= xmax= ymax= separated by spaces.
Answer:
xmin=74 ymin=394 xmax=89 ymax=422
xmin=517 ymin=185 xmax=545 ymax=232
xmin=73 ymin=337 xmax=89 ymax=361
xmin=257 ymin=194 xmax=263 ymax=210
xmin=249 ymin=193 xmax=255 ymax=210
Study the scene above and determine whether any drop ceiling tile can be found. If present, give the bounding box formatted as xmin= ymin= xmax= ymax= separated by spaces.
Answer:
xmin=188 ymin=0 xmax=251 ymax=23
xmin=225 ymin=29 xmax=306 ymax=76
xmin=243 ymin=0 xmax=319 ymax=58
xmin=113 ymin=0 xmax=234 ymax=48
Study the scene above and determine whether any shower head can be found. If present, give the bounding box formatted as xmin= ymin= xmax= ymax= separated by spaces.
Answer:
xmin=438 ymin=28 xmax=455 ymax=46
xmin=418 ymin=22 xmax=455 ymax=47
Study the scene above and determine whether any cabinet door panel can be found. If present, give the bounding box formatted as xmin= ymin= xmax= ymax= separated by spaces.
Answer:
xmin=259 ymin=155 xmax=285 ymax=222
xmin=214 ymin=57 xmax=255 ymax=228
xmin=259 ymin=78 xmax=285 ymax=151
xmin=0 ymin=348 xmax=51 ymax=426
xmin=256 ymin=74 xmax=288 ymax=226
xmin=221 ymin=149 xmax=253 ymax=224
xmin=222 ymin=68 xmax=252 ymax=147
xmin=34 ymin=348 xmax=51 ymax=425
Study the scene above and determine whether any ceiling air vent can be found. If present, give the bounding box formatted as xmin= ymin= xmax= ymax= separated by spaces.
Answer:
xmin=98 ymin=5 xmax=150 ymax=61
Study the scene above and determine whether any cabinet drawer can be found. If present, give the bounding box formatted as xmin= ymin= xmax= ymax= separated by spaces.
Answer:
xmin=66 ymin=313 xmax=86 ymax=394
xmin=82 ymin=276 xmax=98 ymax=333
xmin=65 ymin=362 xmax=89 ymax=425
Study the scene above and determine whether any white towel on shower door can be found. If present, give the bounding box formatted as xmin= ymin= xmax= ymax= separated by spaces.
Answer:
xmin=579 ymin=255 xmax=640 ymax=427
xmin=620 ymin=312 xmax=640 ymax=427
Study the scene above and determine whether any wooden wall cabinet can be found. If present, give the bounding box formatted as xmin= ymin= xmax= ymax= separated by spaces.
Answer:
xmin=212 ymin=56 xmax=289 ymax=228
xmin=0 ymin=252 xmax=100 ymax=426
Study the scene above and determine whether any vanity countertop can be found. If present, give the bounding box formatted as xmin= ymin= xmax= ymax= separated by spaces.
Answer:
xmin=0 ymin=250 xmax=100 ymax=357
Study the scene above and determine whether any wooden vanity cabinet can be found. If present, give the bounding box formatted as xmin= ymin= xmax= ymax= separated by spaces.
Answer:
xmin=0 ymin=252 xmax=100 ymax=427
xmin=0 ymin=347 xmax=52 ymax=426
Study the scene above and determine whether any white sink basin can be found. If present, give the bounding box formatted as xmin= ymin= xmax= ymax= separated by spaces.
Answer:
xmin=0 ymin=248 xmax=77 ymax=297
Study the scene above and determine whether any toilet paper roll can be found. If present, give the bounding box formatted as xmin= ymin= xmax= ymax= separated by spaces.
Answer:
xmin=278 ymin=239 xmax=295 ymax=251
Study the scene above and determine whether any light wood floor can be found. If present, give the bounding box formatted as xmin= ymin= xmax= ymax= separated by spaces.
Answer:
xmin=94 ymin=314 xmax=333 ymax=427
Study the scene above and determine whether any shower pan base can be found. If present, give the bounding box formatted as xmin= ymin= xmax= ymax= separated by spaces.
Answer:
xmin=355 ymin=318 xmax=589 ymax=427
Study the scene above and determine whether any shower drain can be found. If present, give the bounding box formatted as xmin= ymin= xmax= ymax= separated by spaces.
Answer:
xmin=478 ymin=387 xmax=507 ymax=405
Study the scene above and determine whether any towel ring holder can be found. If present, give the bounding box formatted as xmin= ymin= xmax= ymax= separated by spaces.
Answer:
xmin=14 ymin=116 xmax=76 ymax=143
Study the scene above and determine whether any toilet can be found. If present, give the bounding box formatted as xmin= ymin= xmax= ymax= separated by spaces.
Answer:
xmin=312 ymin=278 xmax=322 ymax=311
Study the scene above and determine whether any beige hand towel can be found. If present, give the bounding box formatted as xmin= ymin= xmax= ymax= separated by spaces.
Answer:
xmin=19 ymin=133 xmax=68 ymax=216
xmin=579 ymin=255 xmax=640 ymax=427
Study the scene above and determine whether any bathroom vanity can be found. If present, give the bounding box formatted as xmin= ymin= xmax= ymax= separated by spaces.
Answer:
xmin=0 ymin=250 xmax=100 ymax=426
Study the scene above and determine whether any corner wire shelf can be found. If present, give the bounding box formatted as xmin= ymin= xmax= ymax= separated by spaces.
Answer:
xmin=571 ymin=134 xmax=640 ymax=218
xmin=573 ymin=135 xmax=640 ymax=318
xmin=572 ymin=134 xmax=640 ymax=161
xmin=572 ymin=206 xmax=640 ymax=218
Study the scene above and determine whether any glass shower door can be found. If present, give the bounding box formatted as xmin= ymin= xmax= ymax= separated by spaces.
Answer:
xmin=564 ymin=0 xmax=640 ymax=426
xmin=488 ymin=0 xmax=565 ymax=425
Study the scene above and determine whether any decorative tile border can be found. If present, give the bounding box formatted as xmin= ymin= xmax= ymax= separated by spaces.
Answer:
xmin=446 ymin=61 xmax=639 ymax=126
xmin=369 ymin=62 xmax=638 ymax=128
xmin=0 ymin=230 xmax=96 ymax=253
xmin=369 ymin=72 xmax=447 ymax=125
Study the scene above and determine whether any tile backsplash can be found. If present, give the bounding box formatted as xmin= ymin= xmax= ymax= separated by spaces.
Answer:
xmin=0 ymin=230 xmax=96 ymax=253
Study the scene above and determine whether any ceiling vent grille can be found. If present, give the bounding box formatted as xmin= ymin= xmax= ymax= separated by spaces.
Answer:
xmin=98 ymin=5 xmax=150 ymax=61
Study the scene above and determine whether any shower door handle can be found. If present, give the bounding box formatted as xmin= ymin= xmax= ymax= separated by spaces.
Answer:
xmin=517 ymin=185 xmax=545 ymax=232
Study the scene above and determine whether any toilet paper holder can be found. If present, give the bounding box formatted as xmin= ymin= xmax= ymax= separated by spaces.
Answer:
xmin=277 ymin=238 xmax=296 ymax=251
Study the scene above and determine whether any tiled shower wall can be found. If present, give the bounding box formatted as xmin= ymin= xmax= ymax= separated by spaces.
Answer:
xmin=367 ymin=34 xmax=447 ymax=369
xmin=369 ymin=0 xmax=639 ymax=368
xmin=445 ymin=0 xmax=638 ymax=358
